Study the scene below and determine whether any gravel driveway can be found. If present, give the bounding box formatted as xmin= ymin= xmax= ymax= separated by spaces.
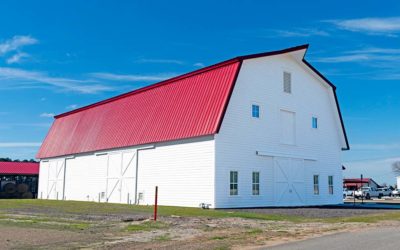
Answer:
xmin=226 ymin=207 xmax=397 ymax=218
xmin=267 ymin=226 xmax=400 ymax=250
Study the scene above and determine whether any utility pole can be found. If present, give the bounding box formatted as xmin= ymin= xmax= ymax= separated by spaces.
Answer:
xmin=361 ymin=174 xmax=364 ymax=205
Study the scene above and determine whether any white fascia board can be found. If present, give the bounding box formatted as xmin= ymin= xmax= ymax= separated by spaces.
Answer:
xmin=256 ymin=150 xmax=317 ymax=161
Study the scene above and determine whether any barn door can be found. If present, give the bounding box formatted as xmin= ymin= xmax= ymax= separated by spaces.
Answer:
xmin=47 ymin=160 xmax=65 ymax=200
xmin=106 ymin=150 xmax=137 ymax=203
xmin=290 ymin=159 xmax=305 ymax=205
xmin=274 ymin=157 xmax=305 ymax=206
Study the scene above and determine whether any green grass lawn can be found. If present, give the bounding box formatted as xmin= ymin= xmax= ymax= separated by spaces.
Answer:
xmin=0 ymin=199 xmax=305 ymax=222
xmin=1 ymin=199 xmax=400 ymax=224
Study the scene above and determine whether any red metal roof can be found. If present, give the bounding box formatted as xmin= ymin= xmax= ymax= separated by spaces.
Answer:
xmin=343 ymin=178 xmax=371 ymax=183
xmin=37 ymin=60 xmax=241 ymax=158
xmin=37 ymin=44 xmax=349 ymax=159
xmin=0 ymin=162 xmax=39 ymax=175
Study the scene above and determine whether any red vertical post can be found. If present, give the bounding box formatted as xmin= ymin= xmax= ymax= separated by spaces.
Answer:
xmin=154 ymin=186 xmax=158 ymax=221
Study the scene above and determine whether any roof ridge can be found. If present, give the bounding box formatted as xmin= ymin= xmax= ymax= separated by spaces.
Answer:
xmin=55 ymin=44 xmax=309 ymax=119
xmin=55 ymin=58 xmax=240 ymax=119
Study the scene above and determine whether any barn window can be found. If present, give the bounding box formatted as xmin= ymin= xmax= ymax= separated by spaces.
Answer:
xmin=313 ymin=175 xmax=319 ymax=195
xmin=252 ymin=172 xmax=260 ymax=195
xmin=252 ymin=104 xmax=260 ymax=118
xmin=230 ymin=171 xmax=238 ymax=195
xmin=312 ymin=117 xmax=318 ymax=129
xmin=283 ymin=71 xmax=291 ymax=93
xmin=328 ymin=176 xmax=334 ymax=195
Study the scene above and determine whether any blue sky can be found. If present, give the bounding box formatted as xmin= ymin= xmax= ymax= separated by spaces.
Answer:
xmin=0 ymin=1 xmax=399 ymax=183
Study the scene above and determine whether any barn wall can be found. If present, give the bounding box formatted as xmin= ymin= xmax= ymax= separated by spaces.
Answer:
xmin=137 ymin=136 xmax=215 ymax=207
xmin=214 ymin=54 xmax=343 ymax=208
xmin=38 ymin=136 xmax=215 ymax=207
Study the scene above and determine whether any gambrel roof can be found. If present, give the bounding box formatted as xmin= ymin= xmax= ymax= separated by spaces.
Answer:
xmin=37 ymin=45 xmax=349 ymax=159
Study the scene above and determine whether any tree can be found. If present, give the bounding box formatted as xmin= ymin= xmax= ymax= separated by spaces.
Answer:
xmin=392 ymin=161 xmax=400 ymax=176
xmin=0 ymin=158 xmax=38 ymax=163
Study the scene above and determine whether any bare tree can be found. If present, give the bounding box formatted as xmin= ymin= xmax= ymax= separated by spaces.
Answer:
xmin=392 ymin=161 xmax=400 ymax=176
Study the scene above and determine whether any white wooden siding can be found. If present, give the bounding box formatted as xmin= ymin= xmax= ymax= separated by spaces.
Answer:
xmin=38 ymin=52 xmax=345 ymax=209
xmin=137 ymin=137 xmax=215 ymax=207
xmin=38 ymin=136 xmax=215 ymax=207
xmin=214 ymin=54 xmax=343 ymax=208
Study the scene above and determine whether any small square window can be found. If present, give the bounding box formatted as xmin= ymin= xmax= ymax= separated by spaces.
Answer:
xmin=252 ymin=104 xmax=260 ymax=118
xmin=312 ymin=117 xmax=318 ymax=129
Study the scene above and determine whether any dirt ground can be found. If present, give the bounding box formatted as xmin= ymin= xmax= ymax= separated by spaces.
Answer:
xmin=1 ymin=201 xmax=400 ymax=250
xmin=0 ymin=215 xmax=366 ymax=250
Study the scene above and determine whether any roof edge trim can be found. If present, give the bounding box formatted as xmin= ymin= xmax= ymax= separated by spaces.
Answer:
xmin=55 ymin=44 xmax=310 ymax=119
xmin=301 ymin=59 xmax=350 ymax=151
xmin=55 ymin=58 xmax=240 ymax=119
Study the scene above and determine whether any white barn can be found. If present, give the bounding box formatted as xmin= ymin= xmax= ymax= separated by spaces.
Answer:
xmin=37 ymin=45 xmax=349 ymax=208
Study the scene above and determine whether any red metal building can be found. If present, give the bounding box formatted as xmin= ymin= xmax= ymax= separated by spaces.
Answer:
xmin=0 ymin=162 xmax=39 ymax=199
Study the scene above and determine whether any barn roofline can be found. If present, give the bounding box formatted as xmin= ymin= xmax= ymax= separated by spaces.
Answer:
xmin=41 ymin=44 xmax=348 ymax=159
xmin=55 ymin=44 xmax=310 ymax=119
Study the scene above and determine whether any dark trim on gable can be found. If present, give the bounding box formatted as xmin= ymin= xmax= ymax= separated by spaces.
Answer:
xmin=302 ymin=59 xmax=336 ymax=90
xmin=215 ymin=60 xmax=243 ymax=133
xmin=55 ymin=45 xmax=310 ymax=119
xmin=238 ymin=44 xmax=309 ymax=60
xmin=52 ymin=44 xmax=348 ymax=151
xmin=302 ymin=60 xmax=350 ymax=151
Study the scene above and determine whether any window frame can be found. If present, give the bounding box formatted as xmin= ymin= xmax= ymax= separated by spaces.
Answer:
xmin=229 ymin=171 xmax=238 ymax=196
xmin=252 ymin=104 xmax=260 ymax=118
xmin=313 ymin=175 xmax=319 ymax=195
xmin=252 ymin=171 xmax=260 ymax=196
xmin=328 ymin=175 xmax=334 ymax=195
xmin=312 ymin=116 xmax=318 ymax=129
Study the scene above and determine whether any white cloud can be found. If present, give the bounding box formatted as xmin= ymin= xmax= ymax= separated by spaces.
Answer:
xmin=0 ymin=35 xmax=38 ymax=56
xmin=90 ymin=72 xmax=177 ymax=82
xmin=0 ymin=142 xmax=41 ymax=147
xmin=40 ymin=112 xmax=55 ymax=118
xmin=272 ymin=28 xmax=330 ymax=37
xmin=66 ymin=104 xmax=78 ymax=110
xmin=0 ymin=67 xmax=113 ymax=94
xmin=327 ymin=17 xmax=400 ymax=35
xmin=6 ymin=52 xmax=29 ymax=64
xmin=0 ymin=122 xmax=51 ymax=130
xmin=313 ymin=54 xmax=371 ymax=63
xmin=193 ymin=62 xmax=205 ymax=67
xmin=313 ymin=46 xmax=400 ymax=63
xmin=345 ymin=47 xmax=400 ymax=54
xmin=134 ymin=58 xmax=184 ymax=65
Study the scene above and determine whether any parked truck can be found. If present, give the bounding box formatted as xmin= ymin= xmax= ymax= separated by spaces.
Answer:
xmin=377 ymin=187 xmax=392 ymax=197
xmin=354 ymin=187 xmax=382 ymax=199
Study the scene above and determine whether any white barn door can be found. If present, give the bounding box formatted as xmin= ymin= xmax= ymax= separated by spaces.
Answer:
xmin=47 ymin=160 xmax=65 ymax=200
xmin=106 ymin=150 xmax=137 ymax=203
xmin=274 ymin=157 xmax=305 ymax=206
